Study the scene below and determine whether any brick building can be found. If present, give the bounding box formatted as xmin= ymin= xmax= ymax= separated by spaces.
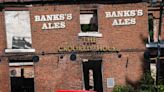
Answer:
xmin=0 ymin=0 xmax=157 ymax=92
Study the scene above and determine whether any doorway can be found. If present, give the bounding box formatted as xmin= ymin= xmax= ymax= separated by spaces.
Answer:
xmin=82 ymin=60 xmax=103 ymax=92
xmin=11 ymin=77 xmax=34 ymax=92
xmin=10 ymin=60 xmax=34 ymax=92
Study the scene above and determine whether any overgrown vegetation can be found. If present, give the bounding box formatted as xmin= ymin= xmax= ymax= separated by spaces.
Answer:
xmin=113 ymin=85 xmax=134 ymax=92
xmin=113 ymin=71 xmax=164 ymax=92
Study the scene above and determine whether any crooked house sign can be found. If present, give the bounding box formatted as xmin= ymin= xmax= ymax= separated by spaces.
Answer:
xmin=58 ymin=37 xmax=120 ymax=52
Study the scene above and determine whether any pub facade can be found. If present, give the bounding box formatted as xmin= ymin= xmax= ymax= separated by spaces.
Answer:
xmin=0 ymin=1 xmax=150 ymax=92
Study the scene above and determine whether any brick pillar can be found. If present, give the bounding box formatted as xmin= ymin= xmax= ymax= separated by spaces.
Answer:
xmin=0 ymin=11 xmax=10 ymax=92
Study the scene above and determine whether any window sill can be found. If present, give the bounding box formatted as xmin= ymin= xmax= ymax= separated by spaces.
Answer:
xmin=78 ymin=32 xmax=102 ymax=37
xmin=5 ymin=49 xmax=35 ymax=53
xmin=9 ymin=62 xmax=34 ymax=66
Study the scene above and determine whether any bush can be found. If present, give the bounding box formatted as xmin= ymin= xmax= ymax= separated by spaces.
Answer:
xmin=113 ymin=85 xmax=134 ymax=92
xmin=156 ymin=85 xmax=164 ymax=92
xmin=139 ymin=85 xmax=156 ymax=92
xmin=139 ymin=71 xmax=154 ymax=85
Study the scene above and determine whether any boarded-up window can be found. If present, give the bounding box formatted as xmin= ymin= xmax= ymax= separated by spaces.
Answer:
xmin=5 ymin=11 xmax=32 ymax=50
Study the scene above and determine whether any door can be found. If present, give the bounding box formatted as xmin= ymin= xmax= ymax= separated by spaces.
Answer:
xmin=82 ymin=60 xmax=103 ymax=92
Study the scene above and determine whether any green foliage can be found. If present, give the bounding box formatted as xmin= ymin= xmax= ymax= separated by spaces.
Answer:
xmin=81 ymin=24 xmax=98 ymax=32
xmin=139 ymin=85 xmax=156 ymax=92
xmin=81 ymin=24 xmax=90 ymax=32
xmin=139 ymin=85 xmax=164 ymax=92
xmin=149 ymin=31 xmax=153 ymax=38
xmin=138 ymin=71 xmax=155 ymax=92
xmin=138 ymin=71 xmax=164 ymax=92
xmin=139 ymin=71 xmax=154 ymax=85
xmin=113 ymin=71 xmax=164 ymax=92
xmin=156 ymin=85 xmax=164 ymax=92
xmin=113 ymin=85 xmax=134 ymax=92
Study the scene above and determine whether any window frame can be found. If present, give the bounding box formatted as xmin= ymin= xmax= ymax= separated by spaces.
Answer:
xmin=4 ymin=9 xmax=35 ymax=53
xmin=78 ymin=9 xmax=102 ymax=37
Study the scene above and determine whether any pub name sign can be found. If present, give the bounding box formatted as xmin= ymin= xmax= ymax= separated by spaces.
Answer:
xmin=58 ymin=37 xmax=120 ymax=52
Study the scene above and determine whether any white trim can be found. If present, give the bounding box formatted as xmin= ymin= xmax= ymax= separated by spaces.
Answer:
xmin=146 ymin=43 xmax=164 ymax=48
xmin=5 ymin=49 xmax=35 ymax=53
xmin=9 ymin=62 xmax=34 ymax=66
xmin=82 ymin=59 xmax=88 ymax=62
xmin=78 ymin=32 xmax=102 ymax=37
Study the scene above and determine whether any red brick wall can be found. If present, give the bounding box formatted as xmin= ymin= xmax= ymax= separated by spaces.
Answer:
xmin=30 ymin=5 xmax=80 ymax=53
xmin=30 ymin=3 xmax=148 ymax=92
xmin=0 ymin=12 xmax=10 ymax=92
xmin=98 ymin=3 xmax=148 ymax=49
xmin=30 ymin=5 xmax=83 ymax=92
xmin=99 ymin=3 xmax=148 ymax=91
xmin=0 ymin=58 xmax=10 ymax=92
xmin=34 ymin=55 xmax=83 ymax=92
xmin=103 ymin=52 xmax=146 ymax=92
xmin=0 ymin=12 xmax=6 ymax=53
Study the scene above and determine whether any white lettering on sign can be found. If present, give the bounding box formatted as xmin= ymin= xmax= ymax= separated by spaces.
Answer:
xmin=105 ymin=9 xmax=143 ymax=26
xmin=34 ymin=14 xmax=72 ymax=30
xmin=34 ymin=14 xmax=72 ymax=22
xmin=42 ymin=22 xmax=66 ymax=29
xmin=112 ymin=18 xmax=136 ymax=26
